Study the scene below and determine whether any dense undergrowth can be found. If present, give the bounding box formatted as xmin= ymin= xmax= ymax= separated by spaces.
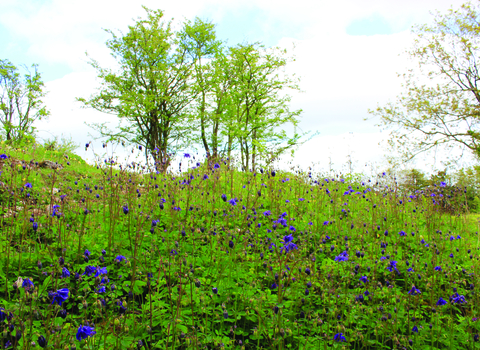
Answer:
xmin=0 ymin=141 xmax=480 ymax=350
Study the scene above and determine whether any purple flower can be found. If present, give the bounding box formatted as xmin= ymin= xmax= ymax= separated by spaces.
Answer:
xmin=436 ymin=297 xmax=447 ymax=306
xmin=212 ymin=287 xmax=218 ymax=294
xmin=183 ymin=153 xmax=191 ymax=158
xmin=412 ymin=325 xmax=418 ymax=333
xmin=51 ymin=288 xmax=69 ymax=306
xmin=359 ymin=276 xmax=368 ymax=284
xmin=0 ymin=154 xmax=8 ymax=159
xmin=451 ymin=293 xmax=466 ymax=304
xmin=22 ymin=278 xmax=34 ymax=292
xmin=334 ymin=333 xmax=346 ymax=342
xmin=408 ymin=285 xmax=421 ymax=296
xmin=434 ymin=266 xmax=442 ymax=271
xmin=61 ymin=267 xmax=70 ymax=278
xmin=83 ymin=265 xmax=96 ymax=276
xmin=122 ymin=205 xmax=129 ymax=215
xmin=94 ymin=267 xmax=107 ymax=277
xmin=76 ymin=325 xmax=96 ymax=341
xmin=115 ymin=255 xmax=127 ymax=263
xmin=334 ymin=251 xmax=349 ymax=262
xmin=386 ymin=260 xmax=399 ymax=274
xmin=25 ymin=183 xmax=32 ymax=188
xmin=97 ymin=286 xmax=106 ymax=293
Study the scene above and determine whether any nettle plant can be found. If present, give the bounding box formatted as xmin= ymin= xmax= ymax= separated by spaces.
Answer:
xmin=0 ymin=146 xmax=479 ymax=350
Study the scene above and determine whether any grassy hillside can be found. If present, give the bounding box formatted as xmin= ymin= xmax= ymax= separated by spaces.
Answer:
xmin=0 ymin=141 xmax=479 ymax=349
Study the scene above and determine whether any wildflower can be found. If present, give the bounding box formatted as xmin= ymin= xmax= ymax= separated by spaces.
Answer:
xmin=38 ymin=335 xmax=47 ymax=348
xmin=449 ymin=253 xmax=454 ymax=258
xmin=22 ymin=278 xmax=34 ymax=292
xmin=0 ymin=154 xmax=8 ymax=159
xmin=61 ymin=267 xmax=70 ymax=278
xmin=115 ymin=255 xmax=127 ymax=263
xmin=83 ymin=265 xmax=96 ymax=276
xmin=97 ymin=286 xmax=106 ymax=293
xmin=94 ymin=267 xmax=107 ymax=277
xmin=386 ymin=260 xmax=399 ymax=274
xmin=102 ymin=249 xmax=106 ymax=255
xmin=436 ymin=297 xmax=447 ymax=306
xmin=359 ymin=276 xmax=368 ymax=284
xmin=170 ymin=249 xmax=178 ymax=256
xmin=263 ymin=210 xmax=271 ymax=216
xmin=434 ymin=266 xmax=442 ymax=272
xmin=399 ymin=231 xmax=406 ymax=236
xmin=122 ymin=205 xmax=129 ymax=215
xmin=214 ymin=163 xmax=220 ymax=169
xmin=412 ymin=325 xmax=419 ymax=333
xmin=440 ymin=181 xmax=447 ymax=187
xmin=221 ymin=194 xmax=227 ymax=202
xmin=25 ymin=183 xmax=32 ymax=188
xmin=408 ymin=285 xmax=421 ymax=296
xmin=334 ymin=333 xmax=346 ymax=342
xmin=51 ymin=288 xmax=69 ymax=306
xmin=305 ymin=267 xmax=311 ymax=275
xmin=334 ymin=251 xmax=349 ymax=262
xmin=59 ymin=309 xmax=67 ymax=319
xmin=183 ymin=153 xmax=191 ymax=158
xmin=76 ymin=325 xmax=96 ymax=341
xmin=280 ymin=234 xmax=297 ymax=254
xmin=32 ymin=222 xmax=38 ymax=231
xmin=271 ymin=283 xmax=278 ymax=290
xmin=228 ymin=198 xmax=237 ymax=206
xmin=212 ymin=287 xmax=218 ymax=294
xmin=451 ymin=292 xmax=466 ymax=304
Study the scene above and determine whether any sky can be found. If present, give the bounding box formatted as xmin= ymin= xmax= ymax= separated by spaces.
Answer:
xmin=0 ymin=0 xmax=475 ymax=174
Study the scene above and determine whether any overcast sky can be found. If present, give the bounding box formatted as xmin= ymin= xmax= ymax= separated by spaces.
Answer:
xmin=0 ymin=0 xmax=474 ymax=174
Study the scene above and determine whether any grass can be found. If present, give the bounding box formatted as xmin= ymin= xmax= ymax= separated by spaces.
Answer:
xmin=0 ymin=141 xmax=479 ymax=349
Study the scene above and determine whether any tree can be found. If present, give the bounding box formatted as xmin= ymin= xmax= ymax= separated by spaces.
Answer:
xmin=77 ymin=7 xmax=205 ymax=171
xmin=227 ymin=43 xmax=303 ymax=170
xmin=369 ymin=1 xmax=480 ymax=163
xmin=0 ymin=59 xmax=49 ymax=142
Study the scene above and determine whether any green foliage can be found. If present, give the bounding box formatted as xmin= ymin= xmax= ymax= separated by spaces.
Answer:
xmin=0 ymin=143 xmax=480 ymax=349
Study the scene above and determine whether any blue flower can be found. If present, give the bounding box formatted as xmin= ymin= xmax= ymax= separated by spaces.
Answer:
xmin=451 ymin=292 xmax=466 ymax=304
xmin=94 ymin=267 xmax=107 ymax=277
xmin=212 ymin=287 xmax=218 ymax=294
xmin=183 ymin=153 xmax=191 ymax=158
xmin=37 ymin=335 xmax=47 ymax=348
xmin=0 ymin=154 xmax=8 ymax=159
xmin=61 ymin=267 xmax=70 ymax=278
xmin=408 ymin=285 xmax=421 ymax=296
xmin=115 ymin=255 xmax=127 ymax=263
xmin=76 ymin=325 xmax=96 ymax=341
xmin=51 ymin=288 xmax=69 ymax=306
xmin=83 ymin=265 xmax=96 ymax=276
xmin=359 ymin=276 xmax=368 ymax=284
xmin=25 ymin=183 xmax=32 ymax=188
xmin=436 ymin=297 xmax=447 ymax=306
xmin=122 ymin=205 xmax=129 ymax=215
xmin=263 ymin=210 xmax=271 ymax=216
xmin=22 ymin=278 xmax=34 ymax=292
xmin=97 ymin=286 xmax=106 ymax=293
xmin=214 ymin=163 xmax=220 ymax=169
xmin=334 ymin=251 xmax=349 ymax=262
xmin=412 ymin=325 xmax=419 ymax=333
xmin=334 ymin=333 xmax=346 ymax=342
xmin=434 ymin=266 xmax=442 ymax=272
xmin=386 ymin=260 xmax=399 ymax=274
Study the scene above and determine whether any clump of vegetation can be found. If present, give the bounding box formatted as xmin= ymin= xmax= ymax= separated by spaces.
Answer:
xmin=0 ymin=142 xmax=479 ymax=350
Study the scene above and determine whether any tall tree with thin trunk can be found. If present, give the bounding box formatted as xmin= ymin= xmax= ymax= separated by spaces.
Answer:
xmin=0 ymin=60 xmax=49 ymax=143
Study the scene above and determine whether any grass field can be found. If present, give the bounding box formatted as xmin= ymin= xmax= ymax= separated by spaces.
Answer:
xmin=0 ymin=142 xmax=479 ymax=349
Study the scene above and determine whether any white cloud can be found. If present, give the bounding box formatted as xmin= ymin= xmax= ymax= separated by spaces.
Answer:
xmin=1 ymin=0 xmax=475 ymax=172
